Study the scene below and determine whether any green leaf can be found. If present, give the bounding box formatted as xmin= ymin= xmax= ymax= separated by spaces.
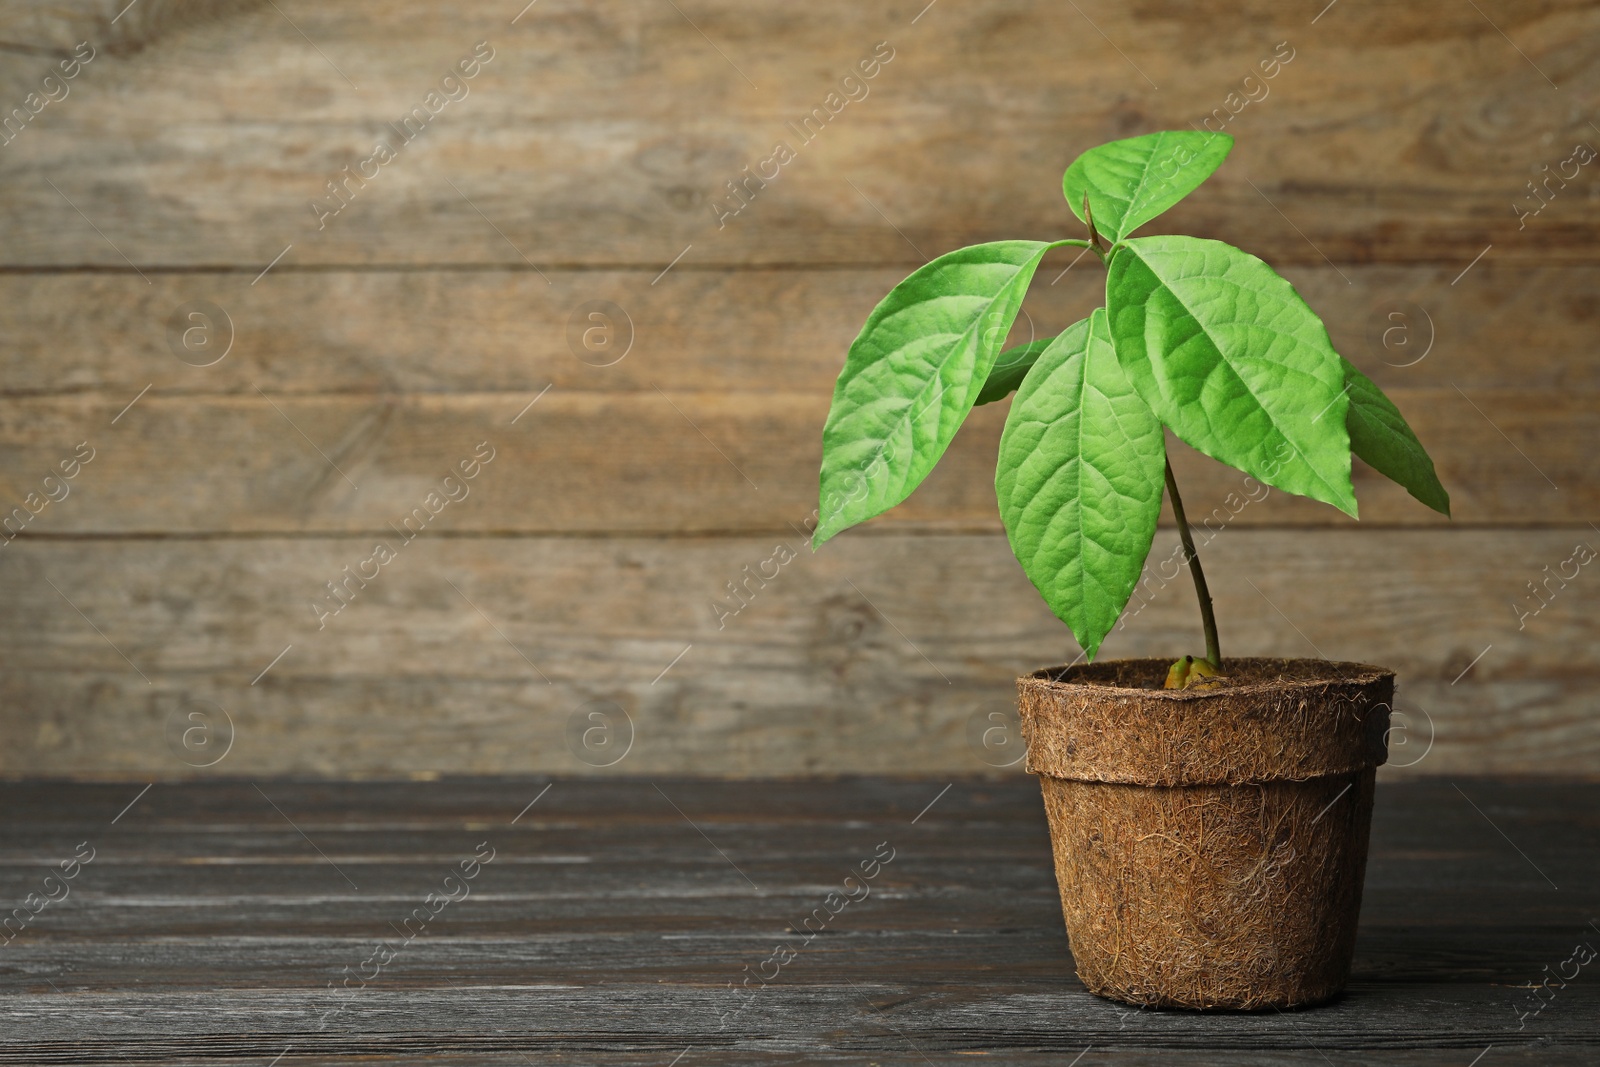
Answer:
xmin=1105 ymin=235 xmax=1357 ymax=516
xmin=1342 ymin=358 xmax=1451 ymax=516
xmin=1063 ymin=131 xmax=1233 ymax=244
xmin=975 ymin=336 xmax=1054 ymax=406
xmin=995 ymin=309 xmax=1166 ymax=660
xmin=814 ymin=241 xmax=1059 ymax=547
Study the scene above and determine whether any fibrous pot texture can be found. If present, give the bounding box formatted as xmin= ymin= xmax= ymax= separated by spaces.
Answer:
xmin=1017 ymin=658 xmax=1393 ymax=1010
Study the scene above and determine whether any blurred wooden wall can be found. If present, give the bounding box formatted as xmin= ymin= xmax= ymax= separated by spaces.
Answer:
xmin=0 ymin=0 xmax=1595 ymax=777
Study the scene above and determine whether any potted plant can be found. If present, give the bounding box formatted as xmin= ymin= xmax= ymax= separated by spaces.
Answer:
xmin=813 ymin=131 xmax=1449 ymax=1010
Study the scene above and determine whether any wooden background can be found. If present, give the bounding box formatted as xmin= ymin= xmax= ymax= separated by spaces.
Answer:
xmin=0 ymin=0 xmax=1595 ymax=778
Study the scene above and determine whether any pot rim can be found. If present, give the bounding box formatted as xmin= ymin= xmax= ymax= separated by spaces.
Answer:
xmin=1024 ymin=656 xmax=1393 ymax=701
xmin=1017 ymin=657 xmax=1397 ymax=784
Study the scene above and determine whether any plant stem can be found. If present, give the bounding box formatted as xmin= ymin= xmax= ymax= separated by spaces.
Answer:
xmin=1163 ymin=457 xmax=1222 ymax=669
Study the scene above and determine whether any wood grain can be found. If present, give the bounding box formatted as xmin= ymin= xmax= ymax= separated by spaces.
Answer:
xmin=0 ymin=777 xmax=1594 ymax=1062
xmin=0 ymin=386 xmax=1586 ymax=533
xmin=0 ymin=0 xmax=1596 ymax=779
xmin=1 ymin=529 xmax=1594 ymax=777
xmin=0 ymin=1 xmax=1596 ymax=267
xmin=1 ymin=260 xmax=1586 ymax=532
xmin=0 ymin=264 xmax=1592 ymax=396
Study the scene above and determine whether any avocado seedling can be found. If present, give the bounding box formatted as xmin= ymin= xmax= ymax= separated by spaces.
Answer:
xmin=812 ymin=131 xmax=1450 ymax=1010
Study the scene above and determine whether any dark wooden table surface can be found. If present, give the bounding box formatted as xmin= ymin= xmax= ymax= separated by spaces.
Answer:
xmin=0 ymin=776 xmax=1595 ymax=1065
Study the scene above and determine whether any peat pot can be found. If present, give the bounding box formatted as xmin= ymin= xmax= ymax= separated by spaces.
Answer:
xmin=1016 ymin=657 xmax=1394 ymax=1010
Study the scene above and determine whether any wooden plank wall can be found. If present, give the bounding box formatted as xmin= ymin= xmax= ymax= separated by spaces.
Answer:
xmin=0 ymin=0 xmax=1595 ymax=778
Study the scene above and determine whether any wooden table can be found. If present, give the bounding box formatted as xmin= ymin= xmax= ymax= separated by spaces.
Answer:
xmin=1 ymin=777 xmax=1595 ymax=1064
